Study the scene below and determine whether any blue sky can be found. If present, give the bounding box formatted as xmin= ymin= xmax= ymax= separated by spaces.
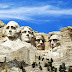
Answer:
xmin=0 ymin=0 xmax=72 ymax=33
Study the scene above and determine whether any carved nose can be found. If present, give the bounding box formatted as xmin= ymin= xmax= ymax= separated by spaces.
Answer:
xmin=51 ymin=40 xmax=54 ymax=44
xmin=40 ymin=40 xmax=43 ymax=44
xmin=26 ymin=34 xmax=29 ymax=36
xmin=51 ymin=44 xmax=54 ymax=48
xmin=52 ymin=44 xmax=54 ymax=46
xmin=9 ymin=30 xmax=12 ymax=32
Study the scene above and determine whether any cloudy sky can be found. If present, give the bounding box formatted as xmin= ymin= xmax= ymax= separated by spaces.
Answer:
xmin=0 ymin=0 xmax=72 ymax=33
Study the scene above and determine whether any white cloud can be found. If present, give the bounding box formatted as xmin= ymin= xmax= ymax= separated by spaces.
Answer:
xmin=0 ymin=4 xmax=10 ymax=8
xmin=0 ymin=4 xmax=72 ymax=21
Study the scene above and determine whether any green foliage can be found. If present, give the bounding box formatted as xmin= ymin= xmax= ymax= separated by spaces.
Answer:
xmin=59 ymin=63 xmax=66 ymax=72
xmin=22 ymin=67 xmax=26 ymax=72
xmin=68 ymin=68 xmax=72 ymax=72
xmin=35 ymin=63 xmax=38 ymax=66
xmin=42 ymin=57 xmax=44 ymax=61
xmin=39 ymin=65 xmax=42 ymax=70
xmin=52 ymin=66 xmax=57 ymax=72
xmin=51 ymin=58 xmax=53 ymax=62
xmin=68 ymin=66 xmax=72 ymax=72
xmin=48 ymin=58 xmax=53 ymax=67
xmin=55 ymin=68 xmax=57 ymax=72
xmin=38 ymin=56 xmax=41 ymax=60
xmin=47 ymin=67 xmax=50 ymax=71
xmin=59 ymin=65 xmax=62 ymax=71
xmin=44 ymin=63 xmax=49 ymax=67
xmin=62 ymin=63 xmax=66 ymax=70
xmin=32 ymin=62 xmax=37 ymax=68
xmin=31 ymin=58 xmax=58 ymax=72
xmin=46 ymin=58 xmax=49 ymax=61
xmin=38 ymin=62 xmax=40 ymax=65
xmin=44 ymin=58 xmax=57 ymax=72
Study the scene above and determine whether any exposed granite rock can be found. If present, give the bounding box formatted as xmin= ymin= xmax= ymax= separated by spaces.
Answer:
xmin=0 ymin=20 xmax=6 ymax=28
xmin=0 ymin=21 xmax=71 ymax=72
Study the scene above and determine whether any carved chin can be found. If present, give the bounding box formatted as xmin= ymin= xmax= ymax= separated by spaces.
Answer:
xmin=37 ymin=47 xmax=44 ymax=50
xmin=37 ymin=44 xmax=44 ymax=50
xmin=52 ymin=46 xmax=54 ymax=49
xmin=7 ymin=33 xmax=14 ymax=37
xmin=51 ymin=45 xmax=55 ymax=49
xmin=7 ymin=36 xmax=14 ymax=38
xmin=7 ymin=35 xmax=15 ymax=38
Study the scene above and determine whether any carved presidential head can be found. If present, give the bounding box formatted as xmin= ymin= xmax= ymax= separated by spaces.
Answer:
xmin=35 ymin=34 xmax=45 ymax=50
xmin=5 ymin=21 xmax=21 ymax=39
xmin=21 ymin=26 xmax=34 ymax=43
xmin=49 ymin=34 xmax=60 ymax=49
xmin=67 ymin=26 xmax=72 ymax=37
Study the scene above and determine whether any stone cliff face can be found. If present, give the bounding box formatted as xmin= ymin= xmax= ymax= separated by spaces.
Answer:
xmin=0 ymin=21 xmax=6 ymax=43
xmin=0 ymin=21 xmax=71 ymax=72
xmin=0 ymin=20 xmax=6 ymax=28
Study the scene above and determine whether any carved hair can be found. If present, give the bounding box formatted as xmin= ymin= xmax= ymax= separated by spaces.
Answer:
xmin=21 ymin=26 xmax=34 ymax=34
xmin=21 ymin=26 xmax=36 ymax=46
xmin=21 ymin=26 xmax=33 ymax=30
xmin=35 ymin=34 xmax=45 ymax=43
xmin=3 ymin=21 xmax=21 ymax=36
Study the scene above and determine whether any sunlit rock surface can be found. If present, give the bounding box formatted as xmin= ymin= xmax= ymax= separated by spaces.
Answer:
xmin=0 ymin=21 xmax=71 ymax=72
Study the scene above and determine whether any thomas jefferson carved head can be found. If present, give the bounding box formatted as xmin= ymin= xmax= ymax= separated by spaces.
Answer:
xmin=21 ymin=26 xmax=34 ymax=43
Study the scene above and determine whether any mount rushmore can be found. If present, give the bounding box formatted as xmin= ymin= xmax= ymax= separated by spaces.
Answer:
xmin=0 ymin=20 xmax=71 ymax=72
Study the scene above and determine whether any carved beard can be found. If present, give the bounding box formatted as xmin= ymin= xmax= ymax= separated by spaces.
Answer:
xmin=37 ymin=44 xmax=44 ymax=50
xmin=7 ymin=32 xmax=20 ymax=41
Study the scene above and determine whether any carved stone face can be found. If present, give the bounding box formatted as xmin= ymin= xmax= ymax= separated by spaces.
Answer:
xmin=35 ymin=35 xmax=44 ymax=50
xmin=68 ymin=27 xmax=72 ymax=37
xmin=49 ymin=35 xmax=60 ymax=49
xmin=21 ymin=27 xmax=33 ymax=43
xmin=6 ymin=21 xmax=20 ymax=39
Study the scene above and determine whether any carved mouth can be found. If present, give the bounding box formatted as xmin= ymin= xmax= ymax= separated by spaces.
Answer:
xmin=8 ymin=32 xmax=12 ymax=35
xmin=51 ymin=45 xmax=55 ymax=49
xmin=25 ymin=37 xmax=30 ymax=39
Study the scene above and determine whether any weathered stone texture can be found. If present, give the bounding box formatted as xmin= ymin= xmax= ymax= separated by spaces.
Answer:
xmin=0 ymin=21 xmax=71 ymax=72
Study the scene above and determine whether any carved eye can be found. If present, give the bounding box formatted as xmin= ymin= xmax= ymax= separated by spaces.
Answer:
xmin=37 ymin=39 xmax=40 ymax=42
xmin=22 ymin=31 xmax=26 ymax=33
xmin=70 ymin=29 xmax=72 ymax=32
xmin=42 ymin=40 xmax=44 ymax=43
xmin=6 ymin=26 xmax=9 ymax=29
xmin=11 ymin=26 xmax=16 ymax=30
xmin=53 ymin=39 xmax=57 ymax=42
xmin=49 ymin=40 xmax=51 ymax=42
xmin=28 ymin=31 xmax=32 ymax=34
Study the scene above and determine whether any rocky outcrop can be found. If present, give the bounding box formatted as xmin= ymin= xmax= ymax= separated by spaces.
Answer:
xmin=0 ymin=21 xmax=71 ymax=72
xmin=0 ymin=20 xmax=6 ymax=28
